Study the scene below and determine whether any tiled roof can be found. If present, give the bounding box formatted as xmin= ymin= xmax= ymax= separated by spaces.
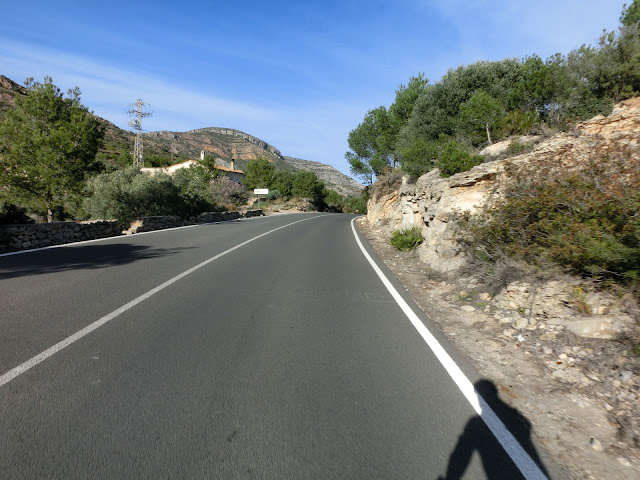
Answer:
xmin=214 ymin=165 xmax=244 ymax=174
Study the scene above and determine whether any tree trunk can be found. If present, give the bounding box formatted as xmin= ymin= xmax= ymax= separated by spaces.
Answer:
xmin=486 ymin=122 xmax=493 ymax=145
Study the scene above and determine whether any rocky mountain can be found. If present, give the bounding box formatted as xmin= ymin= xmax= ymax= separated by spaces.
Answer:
xmin=0 ymin=74 xmax=363 ymax=197
xmin=143 ymin=127 xmax=295 ymax=173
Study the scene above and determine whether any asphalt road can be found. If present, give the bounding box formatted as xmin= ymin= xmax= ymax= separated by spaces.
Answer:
xmin=0 ymin=213 xmax=555 ymax=479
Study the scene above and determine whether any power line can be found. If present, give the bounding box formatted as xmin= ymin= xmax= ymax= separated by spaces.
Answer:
xmin=126 ymin=99 xmax=153 ymax=167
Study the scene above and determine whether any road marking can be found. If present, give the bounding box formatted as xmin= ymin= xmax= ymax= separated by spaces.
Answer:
xmin=0 ymin=215 xmax=322 ymax=388
xmin=350 ymin=218 xmax=549 ymax=480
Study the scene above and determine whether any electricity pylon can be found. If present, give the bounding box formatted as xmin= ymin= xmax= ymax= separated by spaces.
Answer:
xmin=127 ymin=99 xmax=152 ymax=167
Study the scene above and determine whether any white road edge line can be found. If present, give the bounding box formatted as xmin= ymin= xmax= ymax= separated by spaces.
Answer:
xmin=350 ymin=218 xmax=549 ymax=480
xmin=0 ymin=215 xmax=322 ymax=388
xmin=0 ymin=217 xmax=263 ymax=258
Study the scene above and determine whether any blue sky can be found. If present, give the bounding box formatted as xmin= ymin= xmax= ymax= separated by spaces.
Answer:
xmin=0 ymin=0 xmax=628 ymax=179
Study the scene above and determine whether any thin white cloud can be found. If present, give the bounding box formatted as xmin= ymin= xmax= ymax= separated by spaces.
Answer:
xmin=0 ymin=39 xmax=360 ymax=176
xmin=424 ymin=0 xmax=626 ymax=61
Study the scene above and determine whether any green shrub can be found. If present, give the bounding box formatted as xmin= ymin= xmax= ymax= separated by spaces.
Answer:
xmin=498 ymin=110 xmax=538 ymax=138
xmin=399 ymin=138 xmax=438 ymax=179
xmin=172 ymin=165 xmax=217 ymax=214
xmin=343 ymin=192 xmax=368 ymax=214
xmin=84 ymin=167 xmax=216 ymax=227
xmin=436 ymin=141 xmax=484 ymax=178
xmin=390 ymin=226 xmax=424 ymax=251
xmin=506 ymin=141 xmax=533 ymax=155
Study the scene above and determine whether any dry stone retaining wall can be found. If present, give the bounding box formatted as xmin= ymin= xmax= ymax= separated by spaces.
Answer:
xmin=0 ymin=221 xmax=122 ymax=253
xmin=0 ymin=210 xmax=264 ymax=254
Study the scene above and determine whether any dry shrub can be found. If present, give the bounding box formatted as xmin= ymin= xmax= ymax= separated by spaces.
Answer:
xmin=371 ymin=167 xmax=403 ymax=199
xmin=457 ymin=143 xmax=640 ymax=294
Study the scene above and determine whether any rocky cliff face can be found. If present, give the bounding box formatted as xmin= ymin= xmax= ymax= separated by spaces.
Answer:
xmin=144 ymin=127 xmax=285 ymax=164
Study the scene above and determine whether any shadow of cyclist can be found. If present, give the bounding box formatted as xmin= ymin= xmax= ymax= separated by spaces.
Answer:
xmin=438 ymin=379 xmax=551 ymax=479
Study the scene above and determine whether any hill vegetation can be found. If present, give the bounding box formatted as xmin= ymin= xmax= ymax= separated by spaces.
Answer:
xmin=346 ymin=2 xmax=640 ymax=183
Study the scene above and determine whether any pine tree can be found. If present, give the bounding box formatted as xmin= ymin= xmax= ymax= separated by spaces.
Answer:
xmin=0 ymin=77 xmax=103 ymax=222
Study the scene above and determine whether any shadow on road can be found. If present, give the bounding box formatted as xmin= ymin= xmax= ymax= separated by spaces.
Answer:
xmin=438 ymin=379 xmax=551 ymax=480
xmin=0 ymin=243 xmax=193 ymax=280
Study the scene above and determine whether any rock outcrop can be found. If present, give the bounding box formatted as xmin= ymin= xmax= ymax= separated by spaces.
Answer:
xmin=144 ymin=127 xmax=285 ymax=164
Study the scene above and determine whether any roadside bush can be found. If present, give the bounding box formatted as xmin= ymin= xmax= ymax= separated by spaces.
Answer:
xmin=272 ymin=170 xmax=295 ymax=198
xmin=498 ymin=110 xmax=538 ymax=138
xmin=209 ymin=175 xmax=246 ymax=206
xmin=390 ymin=226 xmax=423 ymax=251
xmin=172 ymin=165 xmax=217 ymax=214
xmin=457 ymin=145 xmax=640 ymax=292
xmin=436 ymin=141 xmax=484 ymax=178
xmin=84 ymin=167 xmax=187 ymax=227
xmin=399 ymin=138 xmax=438 ymax=179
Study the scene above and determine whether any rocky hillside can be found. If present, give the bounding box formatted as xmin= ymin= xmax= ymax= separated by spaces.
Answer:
xmin=0 ymin=74 xmax=362 ymax=197
xmin=143 ymin=127 xmax=292 ymax=171
xmin=283 ymin=156 xmax=363 ymax=197
xmin=143 ymin=129 xmax=363 ymax=197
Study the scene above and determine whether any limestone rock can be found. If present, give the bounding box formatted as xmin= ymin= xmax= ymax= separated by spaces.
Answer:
xmin=549 ymin=314 xmax=634 ymax=339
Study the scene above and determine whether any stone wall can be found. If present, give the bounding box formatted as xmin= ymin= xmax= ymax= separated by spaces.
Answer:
xmin=243 ymin=209 xmax=264 ymax=218
xmin=0 ymin=220 xmax=122 ymax=253
xmin=0 ymin=210 xmax=265 ymax=254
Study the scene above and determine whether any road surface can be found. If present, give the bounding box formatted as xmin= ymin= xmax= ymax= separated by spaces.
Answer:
xmin=0 ymin=213 xmax=555 ymax=479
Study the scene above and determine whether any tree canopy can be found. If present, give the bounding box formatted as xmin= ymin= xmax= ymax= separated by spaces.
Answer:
xmin=0 ymin=77 xmax=104 ymax=222
xmin=622 ymin=1 xmax=640 ymax=26
xmin=243 ymin=157 xmax=275 ymax=190
xmin=345 ymin=74 xmax=429 ymax=184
